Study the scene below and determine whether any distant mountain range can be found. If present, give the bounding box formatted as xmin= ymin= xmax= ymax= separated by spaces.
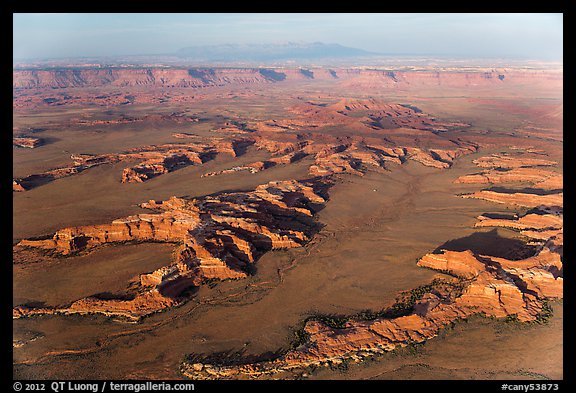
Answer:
xmin=175 ymin=42 xmax=376 ymax=62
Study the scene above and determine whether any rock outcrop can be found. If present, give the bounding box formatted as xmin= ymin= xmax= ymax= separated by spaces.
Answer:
xmin=13 ymin=138 xmax=255 ymax=191
xmin=180 ymin=144 xmax=563 ymax=379
xmin=533 ymin=174 xmax=563 ymax=190
xmin=201 ymin=136 xmax=479 ymax=179
xmin=181 ymin=244 xmax=562 ymax=379
xmin=475 ymin=213 xmax=563 ymax=254
xmin=472 ymin=154 xmax=557 ymax=169
xmin=13 ymin=180 xmax=26 ymax=192
xmin=475 ymin=213 xmax=562 ymax=232
xmin=461 ymin=190 xmax=563 ymax=208
xmin=13 ymin=137 xmax=43 ymax=148
xmin=285 ymin=98 xmax=468 ymax=133
xmin=13 ymin=68 xmax=562 ymax=91
xmin=10 ymin=126 xmax=474 ymax=190
xmin=455 ymin=167 xmax=560 ymax=185
xmin=14 ymin=180 xmax=327 ymax=320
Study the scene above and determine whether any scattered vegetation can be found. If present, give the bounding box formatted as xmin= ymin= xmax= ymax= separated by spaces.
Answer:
xmin=291 ymin=323 xmax=311 ymax=349
xmin=533 ymin=300 xmax=554 ymax=324
xmin=403 ymin=340 xmax=426 ymax=356
xmin=299 ymin=278 xmax=466 ymax=334
xmin=504 ymin=314 xmax=521 ymax=324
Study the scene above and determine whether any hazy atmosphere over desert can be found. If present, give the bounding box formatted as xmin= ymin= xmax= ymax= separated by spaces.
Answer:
xmin=12 ymin=13 xmax=563 ymax=385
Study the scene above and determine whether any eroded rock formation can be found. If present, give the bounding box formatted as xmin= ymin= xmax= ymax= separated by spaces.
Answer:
xmin=181 ymin=244 xmax=562 ymax=379
xmin=475 ymin=213 xmax=563 ymax=253
xmin=13 ymin=137 xmax=43 ymax=148
xmin=472 ymin=154 xmax=557 ymax=169
xmin=14 ymin=180 xmax=327 ymax=321
xmin=455 ymin=167 xmax=561 ymax=186
xmin=13 ymin=68 xmax=562 ymax=91
xmin=13 ymin=128 xmax=478 ymax=191
xmin=13 ymin=180 xmax=26 ymax=192
xmin=179 ymin=144 xmax=563 ymax=380
xmin=461 ymin=190 xmax=563 ymax=208
xmin=202 ymin=136 xmax=479 ymax=179
xmin=13 ymin=138 xmax=255 ymax=191
xmin=284 ymin=98 xmax=468 ymax=133
xmin=458 ymin=151 xmax=563 ymax=209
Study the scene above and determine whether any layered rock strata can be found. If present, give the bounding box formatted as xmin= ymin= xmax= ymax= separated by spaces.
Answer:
xmin=472 ymin=154 xmax=557 ymax=169
xmin=461 ymin=190 xmax=563 ymax=208
xmin=180 ymin=146 xmax=563 ymax=380
xmin=13 ymin=137 xmax=43 ymax=148
xmin=475 ymin=213 xmax=563 ymax=253
xmin=459 ymin=151 xmax=563 ymax=209
xmin=14 ymin=130 xmax=479 ymax=192
xmin=13 ymin=138 xmax=255 ymax=191
xmin=284 ymin=98 xmax=468 ymax=133
xmin=181 ymin=245 xmax=562 ymax=379
xmin=203 ymin=137 xmax=479 ymax=179
xmin=455 ymin=167 xmax=561 ymax=186
xmin=13 ymin=68 xmax=562 ymax=91
xmin=14 ymin=180 xmax=326 ymax=321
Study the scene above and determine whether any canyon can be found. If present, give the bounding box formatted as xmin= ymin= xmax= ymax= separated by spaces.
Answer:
xmin=12 ymin=98 xmax=479 ymax=192
xmin=13 ymin=64 xmax=563 ymax=380
xmin=15 ymin=180 xmax=326 ymax=321
xmin=180 ymin=148 xmax=564 ymax=379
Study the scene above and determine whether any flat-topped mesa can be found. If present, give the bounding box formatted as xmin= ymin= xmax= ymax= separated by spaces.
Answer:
xmin=507 ymin=146 xmax=550 ymax=155
xmin=461 ymin=190 xmax=563 ymax=208
xmin=285 ymin=98 xmax=467 ymax=133
xmin=305 ymin=137 xmax=476 ymax=176
xmin=119 ymin=139 xmax=254 ymax=180
xmin=475 ymin=213 xmax=562 ymax=231
xmin=172 ymin=132 xmax=199 ymax=139
xmin=212 ymin=122 xmax=253 ymax=134
xmin=13 ymin=136 xmax=43 ymax=148
xmin=404 ymin=145 xmax=478 ymax=169
xmin=328 ymin=97 xmax=402 ymax=113
xmin=479 ymin=248 xmax=563 ymax=299
xmin=13 ymin=138 xmax=256 ymax=190
xmin=533 ymin=174 xmax=563 ymax=190
xmin=13 ymin=68 xmax=562 ymax=91
xmin=455 ymin=167 xmax=561 ymax=185
xmin=473 ymin=154 xmax=557 ymax=169
xmin=13 ymin=154 xmax=120 ymax=192
xmin=417 ymin=247 xmax=563 ymax=303
xmin=201 ymin=138 xmax=478 ymax=180
xmin=17 ymin=208 xmax=198 ymax=255
xmin=254 ymin=138 xmax=310 ymax=156
xmin=14 ymin=180 xmax=327 ymax=321
xmin=182 ymin=244 xmax=563 ymax=380
xmin=120 ymin=152 xmax=203 ymax=183
xmin=417 ymin=249 xmax=485 ymax=279
xmin=475 ymin=213 xmax=563 ymax=252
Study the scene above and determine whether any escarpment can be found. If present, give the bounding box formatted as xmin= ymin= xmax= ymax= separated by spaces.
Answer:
xmin=13 ymin=137 xmax=43 ymax=148
xmin=459 ymin=151 xmax=563 ymax=209
xmin=181 ymin=243 xmax=562 ymax=379
xmin=14 ymin=180 xmax=327 ymax=320
xmin=13 ymin=62 xmax=563 ymax=379
xmin=13 ymin=68 xmax=562 ymax=90
xmin=180 ymin=145 xmax=563 ymax=380
xmin=13 ymin=125 xmax=479 ymax=191
xmin=13 ymin=138 xmax=255 ymax=191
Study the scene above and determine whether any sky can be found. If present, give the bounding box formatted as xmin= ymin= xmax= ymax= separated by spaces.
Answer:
xmin=13 ymin=13 xmax=563 ymax=61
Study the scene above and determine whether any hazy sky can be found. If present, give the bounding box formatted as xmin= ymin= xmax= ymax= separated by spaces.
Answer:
xmin=13 ymin=13 xmax=563 ymax=60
